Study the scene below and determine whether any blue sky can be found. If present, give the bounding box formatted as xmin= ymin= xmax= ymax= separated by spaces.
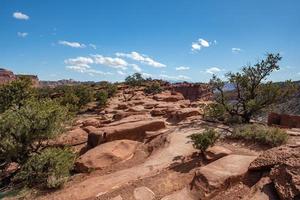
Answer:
xmin=1 ymin=0 xmax=300 ymax=82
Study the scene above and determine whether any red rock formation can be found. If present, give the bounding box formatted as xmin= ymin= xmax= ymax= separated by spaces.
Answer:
xmin=0 ymin=68 xmax=16 ymax=84
xmin=171 ymin=83 xmax=212 ymax=101
xmin=268 ymin=112 xmax=300 ymax=128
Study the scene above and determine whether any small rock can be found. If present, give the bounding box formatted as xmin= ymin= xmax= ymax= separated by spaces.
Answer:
xmin=206 ymin=146 xmax=232 ymax=161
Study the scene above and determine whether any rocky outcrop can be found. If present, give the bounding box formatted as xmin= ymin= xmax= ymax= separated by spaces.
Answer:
xmin=0 ymin=68 xmax=16 ymax=84
xmin=75 ymin=140 xmax=139 ymax=172
xmin=249 ymin=146 xmax=300 ymax=200
xmin=268 ymin=112 xmax=300 ymax=128
xmin=87 ymin=120 xmax=166 ymax=148
xmin=171 ymin=83 xmax=212 ymax=101
xmin=133 ymin=186 xmax=155 ymax=200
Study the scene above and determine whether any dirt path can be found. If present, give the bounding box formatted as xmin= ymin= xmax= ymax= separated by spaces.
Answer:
xmin=39 ymin=127 xmax=202 ymax=200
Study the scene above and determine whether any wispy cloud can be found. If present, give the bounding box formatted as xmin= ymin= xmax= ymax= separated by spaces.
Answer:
xmin=205 ymin=67 xmax=222 ymax=74
xmin=58 ymin=40 xmax=86 ymax=48
xmin=232 ymin=48 xmax=242 ymax=53
xmin=175 ymin=66 xmax=190 ymax=71
xmin=13 ymin=12 xmax=29 ymax=20
xmin=64 ymin=56 xmax=93 ymax=69
xmin=191 ymin=38 xmax=210 ymax=51
xmin=116 ymin=51 xmax=166 ymax=68
xmin=89 ymin=44 xmax=97 ymax=49
xmin=17 ymin=32 xmax=28 ymax=38
xmin=66 ymin=66 xmax=111 ymax=76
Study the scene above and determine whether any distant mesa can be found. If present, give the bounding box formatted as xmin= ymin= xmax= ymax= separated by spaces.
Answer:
xmin=0 ymin=68 xmax=39 ymax=87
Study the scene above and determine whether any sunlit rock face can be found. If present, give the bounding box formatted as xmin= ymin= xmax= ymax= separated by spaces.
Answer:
xmin=0 ymin=68 xmax=16 ymax=84
xmin=171 ymin=83 xmax=212 ymax=101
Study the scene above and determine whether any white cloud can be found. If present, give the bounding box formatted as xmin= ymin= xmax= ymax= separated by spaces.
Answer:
xmin=116 ymin=51 xmax=166 ymax=68
xmin=159 ymin=74 xmax=191 ymax=81
xmin=232 ymin=48 xmax=242 ymax=53
xmin=58 ymin=40 xmax=86 ymax=48
xmin=17 ymin=32 xmax=28 ymax=38
xmin=66 ymin=66 xmax=111 ymax=76
xmin=13 ymin=12 xmax=29 ymax=20
xmin=64 ymin=56 xmax=94 ymax=69
xmin=92 ymin=54 xmax=128 ymax=70
xmin=205 ymin=67 xmax=222 ymax=74
xmin=89 ymin=44 xmax=97 ymax=49
xmin=132 ymin=64 xmax=142 ymax=72
xmin=142 ymin=72 xmax=152 ymax=78
xmin=191 ymin=38 xmax=210 ymax=51
xmin=175 ymin=66 xmax=190 ymax=71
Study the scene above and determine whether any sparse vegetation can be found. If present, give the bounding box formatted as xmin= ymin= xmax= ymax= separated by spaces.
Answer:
xmin=229 ymin=124 xmax=288 ymax=146
xmin=14 ymin=148 xmax=75 ymax=189
xmin=210 ymin=53 xmax=295 ymax=123
xmin=188 ymin=128 xmax=219 ymax=156
xmin=95 ymin=90 xmax=108 ymax=107
xmin=144 ymin=82 xmax=163 ymax=94
xmin=203 ymin=103 xmax=225 ymax=122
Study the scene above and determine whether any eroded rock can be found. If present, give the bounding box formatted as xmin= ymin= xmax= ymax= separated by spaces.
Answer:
xmin=133 ymin=186 xmax=155 ymax=200
xmin=75 ymin=140 xmax=139 ymax=172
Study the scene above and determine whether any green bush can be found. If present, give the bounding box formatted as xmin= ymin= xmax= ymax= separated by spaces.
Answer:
xmin=0 ymin=99 xmax=69 ymax=165
xmin=95 ymin=90 xmax=108 ymax=107
xmin=103 ymin=83 xmax=118 ymax=98
xmin=188 ymin=128 xmax=219 ymax=155
xmin=125 ymin=73 xmax=145 ymax=87
xmin=203 ymin=103 xmax=225 ymax=122
xmin=229 ymin=124 xmax=288 ymax=146
xmin=144 ymin=82 xmax=163 ymax=94
xmin=15 ymin=148 xmax=75 ymax=189
xmin=0 ymin=78 xmax=34 ymax=113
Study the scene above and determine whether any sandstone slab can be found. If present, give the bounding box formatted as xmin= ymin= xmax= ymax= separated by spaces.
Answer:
xmin=192 ymin=154 xmax=257 ymax=198
xmin=75 ymin=140 xmax=139 ymax=172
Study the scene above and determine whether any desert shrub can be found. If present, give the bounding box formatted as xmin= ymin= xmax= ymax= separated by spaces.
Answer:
xmin=0 ymin=99 xmax=69 ymax=166
xmin=125 ymin=73 xmax=145 ymax=87
xmin=144 ymin=82 xmax=163 ymax=94
xmin=103 ymin=83 xmax=118 ymax=98
xmin=73 ymin=85 xmax=94 ymax=107
xmin=188 ymin=128 xmax=219 ymax=155
xmin=95 ymin=90 xmax=108 ymax=107
xmin=0 ymin=77 xmax=34 ymax=113
xmin=203 ymin=103 xmax=225 ymax=122
xmin=229 ymin=124 xmax=288 ymax=146
xmin=14 ymin=148 xmax=75 ymax=189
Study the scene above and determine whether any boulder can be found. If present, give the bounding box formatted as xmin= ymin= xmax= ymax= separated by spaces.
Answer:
xmin=87 ymin=120 xmax=166 ymax=148
xmin=205 ymin=146 xmax=232 ymax=161
xmin=153 ymin=91 xmax=185 ymax=102
xmin=133 ymin=186 xmax=155 ymax=200
xmin=191 ymin=155 xmax=257 ymax=198
xmin=75 ymin=140 xmax=139 ymax=172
